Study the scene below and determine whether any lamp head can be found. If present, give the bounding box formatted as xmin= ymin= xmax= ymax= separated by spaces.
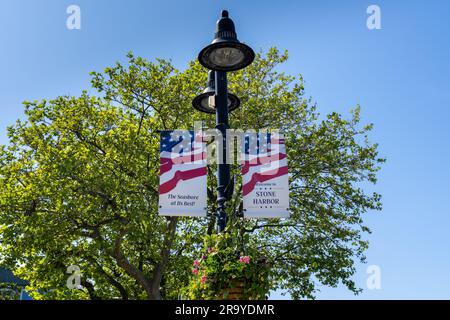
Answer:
xmin=198 ymin=10 xmax=255 ymax=72
xmin=192 ymin=71 xmax=240 ymax=114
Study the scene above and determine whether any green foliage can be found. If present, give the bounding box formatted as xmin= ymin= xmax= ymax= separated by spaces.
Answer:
xmin=0 ymin=283 xmax=22 ymax=300
xmin=0 ymin=48 xmax=384 ymax=299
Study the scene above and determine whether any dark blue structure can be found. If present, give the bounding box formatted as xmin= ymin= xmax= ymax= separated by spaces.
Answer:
xmin=0 ymin=267 xmax=32 ymax=300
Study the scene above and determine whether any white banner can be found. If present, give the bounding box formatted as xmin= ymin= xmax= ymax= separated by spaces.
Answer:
xmin=158 ymin=130 xmax=207 ymax=217
xmin=241 ymin=132 xmax=290 ymax=218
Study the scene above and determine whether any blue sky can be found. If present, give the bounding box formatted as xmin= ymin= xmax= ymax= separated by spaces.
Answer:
xmin=1 ymin=0 xmax=450 ymax=299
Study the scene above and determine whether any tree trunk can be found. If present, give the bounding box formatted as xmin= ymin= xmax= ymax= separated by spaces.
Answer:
xmin=111 ymin=229 xmax=157 ymax=299
xmin=111 ymin=218 xmax=178 ymax=300
xmin=149 ymin=216 xmax=178 ymax=300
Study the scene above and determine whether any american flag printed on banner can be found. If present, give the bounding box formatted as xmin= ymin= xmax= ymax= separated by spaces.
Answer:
xmin=158 ymin=130 xmax=208 ymax=217
xmin=241 ymin=132 xmax=290 ymax=218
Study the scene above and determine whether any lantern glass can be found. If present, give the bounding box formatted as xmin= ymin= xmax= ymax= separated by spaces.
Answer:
xmin=200 ymin=95 xmax=233 ymax=109
xmin=209 ymin=47 xmax=245 ymax=68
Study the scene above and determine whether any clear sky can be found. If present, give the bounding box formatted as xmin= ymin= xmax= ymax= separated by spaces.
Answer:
xmin=1 ymin=0 xmax=450 ymax=299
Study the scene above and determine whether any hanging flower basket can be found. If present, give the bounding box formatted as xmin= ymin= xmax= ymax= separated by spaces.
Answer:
xmin=185 ymin=234 xmax=271 ymax=300
xmin=218 ymin=279 xmax=246 ymax=300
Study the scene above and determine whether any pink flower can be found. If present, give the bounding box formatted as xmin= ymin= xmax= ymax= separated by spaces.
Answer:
xmin=192 ymin=268 xmax=199 ymax=275
xmin=201 ymin=275 xmax=208 ymax=284
xmin=193 ymin=259 xmax=200 ymax=267
xmin=207 ymin=247 xmax=215 ymax=253
xmin=239 ymin=256 xmax=251 ymax=264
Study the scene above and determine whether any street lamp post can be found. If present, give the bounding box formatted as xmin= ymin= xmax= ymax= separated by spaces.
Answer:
xmin=214 ymin=69 xmax=230 ymax=233
xmin=193 ymin=10 xmax=254 ymax=233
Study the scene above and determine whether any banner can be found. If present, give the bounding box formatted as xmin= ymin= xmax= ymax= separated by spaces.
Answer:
xmin=241 ymin=132 xmax=290 ymax=218
xmin=158 ymin=130 xmax=207 ymax=217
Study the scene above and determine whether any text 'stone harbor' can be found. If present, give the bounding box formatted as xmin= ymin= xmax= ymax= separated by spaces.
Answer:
xmin=242 ymin=132 xmax=289 ymax=218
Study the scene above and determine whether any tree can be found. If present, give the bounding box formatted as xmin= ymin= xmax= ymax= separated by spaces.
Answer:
xmin=0 ymin=48 xmax=384 ymax=299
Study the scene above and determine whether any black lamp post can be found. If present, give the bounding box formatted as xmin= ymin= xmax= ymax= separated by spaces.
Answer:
xmin=193 ymin=10 xmax=254 ymax=233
